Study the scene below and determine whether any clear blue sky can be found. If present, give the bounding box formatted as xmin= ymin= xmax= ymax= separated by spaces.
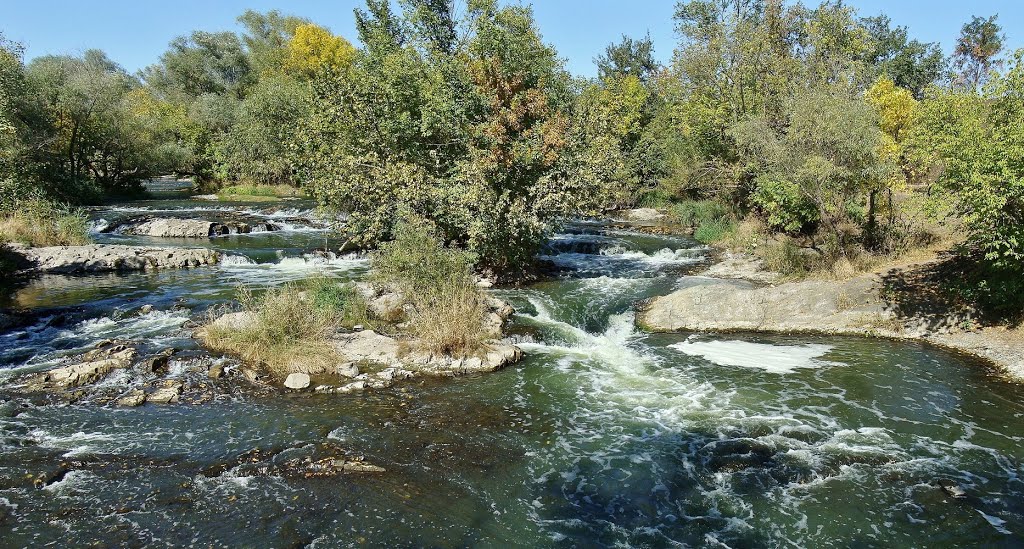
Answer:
xmin=2 ymin=0 xmax=1022 ymax=77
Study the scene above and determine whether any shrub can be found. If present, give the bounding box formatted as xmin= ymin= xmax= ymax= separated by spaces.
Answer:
xmin=0 ymin=194 xmax=91 ymax=247
xmin=200 ymin=276 xmax=368 ymax=377
xmin=217 ymin=183 xmax=302 ymax=199
xmin=372 ymin=217 xmax=488 ymax=356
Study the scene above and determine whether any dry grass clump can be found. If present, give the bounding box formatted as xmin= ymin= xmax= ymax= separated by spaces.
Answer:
xmin=199 ymin=276 xmax=369 ymax=377
xmin=372 ymin=216 xmax=488 ymax=357
xmin=0 ymin=198 xmax=91 ymax=247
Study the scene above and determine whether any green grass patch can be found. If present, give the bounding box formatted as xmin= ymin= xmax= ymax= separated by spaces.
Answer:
xmin=216 ymin=184 xmax=305 ymax=201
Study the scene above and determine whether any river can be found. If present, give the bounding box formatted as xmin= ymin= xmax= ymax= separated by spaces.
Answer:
xmin=0 ymin=181 xmax=1022 ymax=547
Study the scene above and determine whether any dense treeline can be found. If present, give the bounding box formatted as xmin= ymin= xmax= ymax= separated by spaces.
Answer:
xmin=1 ymin=0 xmax=1022 ymax=309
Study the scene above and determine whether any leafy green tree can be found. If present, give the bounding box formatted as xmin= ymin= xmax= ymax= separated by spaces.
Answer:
xmin=220 ymin=76 xmax=311 ymax=184
xmin=24 ymin=50 xmax=178 ymax=195
xmin=953 ymin=15 xmax=1004 ymax=90
xmin=861 ymin=15 xmax=946 ymax=98
xmin=295 ymin=0 xmax=597 ymax=276
xmin=732 ymin=82 xmax=891 ymax=246
xmin=911 ymin=50 xmax=1024 ymax=310
xmin=596 ymin=34 xmax=659 ymax=82
xmin=143 ymin=31 xmax=253 ymax=101
xmin=238 ymin=10 xmax=310 ymax=76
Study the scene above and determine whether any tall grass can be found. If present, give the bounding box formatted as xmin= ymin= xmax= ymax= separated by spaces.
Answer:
xmin=669 ymin=200 xmax=736 ymax=244
xmin=0 ymin=197 xmax=91 ymax=247
xmin=372 ymin=216 xmax=488 ymax=356
xmin=199 ymin=276 xmax=369 ymax=377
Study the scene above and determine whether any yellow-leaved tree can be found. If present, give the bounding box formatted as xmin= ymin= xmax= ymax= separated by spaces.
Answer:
xmin=285 ymin=24 xmax=356 ymax=78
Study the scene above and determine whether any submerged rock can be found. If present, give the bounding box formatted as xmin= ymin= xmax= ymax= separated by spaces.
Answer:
xmin=17 ymin=244 xmax=220 ymax=274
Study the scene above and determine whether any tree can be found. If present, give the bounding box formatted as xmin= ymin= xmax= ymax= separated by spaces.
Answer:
xmin=143 ymin=31 xmax=253 ymax=100
xmin=910 ymin=50 xmax=1024 ymax=310
xmin=596 ymin=34 xmax=659 ymax=82
xmin=285 ymin=24 xmax=357 ymax=78
xmin=953 ymin=15 xmax=1004 ymax=90
xmin=861 ymin=15 xmax=946 ymax=98
xmin=18 ymin=50 xmax=182 ymax=196
xmin=238 ymin=10 xmax=310 ymax=76
xmin=731 ymin=82 xmax=891 ymax=248
xmin=220 ymin=76 xmax=311 ymax=184
xmin=294 ymin=0 xmax=597 ymax=277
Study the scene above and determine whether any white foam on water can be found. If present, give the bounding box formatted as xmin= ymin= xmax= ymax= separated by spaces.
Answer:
xmin=669 ymin=338 xmax=839 ymax=374
xmin=977 ymin=510 xmax=1012 ymax=535
xmin=87 ymin=218 xmax=110 ymax=233
xmin=218 ymin=253 xmax=369 ymax=285
xmin=30 ymin=429 xmax=119 ymax=458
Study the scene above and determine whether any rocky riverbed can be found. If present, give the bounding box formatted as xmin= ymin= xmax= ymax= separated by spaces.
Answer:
xmin=3 ymin=192 xmax=1024 ymax=546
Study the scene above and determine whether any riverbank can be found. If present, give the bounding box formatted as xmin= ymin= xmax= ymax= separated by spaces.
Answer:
xmin=638 ymin=251 xmax=1024 ymax=380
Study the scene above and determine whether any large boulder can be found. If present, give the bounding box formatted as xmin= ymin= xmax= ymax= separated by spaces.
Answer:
xmin=637 ymin=275 xmax=899 ymax=336
xmin=117 ymin=218 xmax=280 ymax=238
xmin=17 ymin=245 xmax=220 ymax=274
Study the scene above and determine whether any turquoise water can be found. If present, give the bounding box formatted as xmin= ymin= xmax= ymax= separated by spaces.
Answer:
xmin=0 ymin=184 xmax=1022 ymax=547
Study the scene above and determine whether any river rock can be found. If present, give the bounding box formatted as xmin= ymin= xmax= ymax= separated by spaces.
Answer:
xmin=207 ymin=363 xmax=225 ymax=379
xmin=333 ymin=330 xmax=402 ymax=366
xmin=337 ymin=362 xmax=359 ymax=378
xmin=32 ymin=344 xmax=137 ymax=389
xmin=620 ymin=208 xmax=667 ymax=222
xmin=114 ymin=389 xmax=146 ymax=407
xmin=118 ymin=218 xmax=279 ymax=238
xmin=146 ymin=381 xmax=183 ymax=404
xmin=284 ymin=373 xmax=311 ymax=390
xmin=702 ymin=252 xmax=782 ymax=284
xmin=17 ymin=244 xmax=220 ymax=274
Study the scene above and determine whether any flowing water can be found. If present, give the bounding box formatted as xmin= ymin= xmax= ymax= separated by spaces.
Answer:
xmin=1 ymin=182 xmax=1022 ymax=547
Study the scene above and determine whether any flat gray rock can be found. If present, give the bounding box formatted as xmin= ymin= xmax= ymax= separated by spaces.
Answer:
xmin=18 ymin=244 xmax=220 ymax=274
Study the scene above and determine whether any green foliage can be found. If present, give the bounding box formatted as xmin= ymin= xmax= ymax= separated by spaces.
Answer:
xmin=372 ymin=216 xmax=488 ymax=356
xmin=219 ymin=76 xmax=311 ymax=185
xmin=295 ymin=1 xmax=598 ymax=277
xmin=732 ymin=82 xmax=892 ymax=241
xmin=910 ymin=50 xmax=1024 ymax=301
xmin=861 ymin=15 xmax=946 ymax=98
xmin=596 ymin=34 xmax=659 ymax=82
